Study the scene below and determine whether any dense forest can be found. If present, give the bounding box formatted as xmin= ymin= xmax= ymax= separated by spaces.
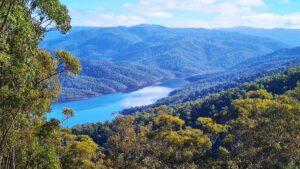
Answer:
xmin=121 ymin=47 xmax=300 ymax=114
xmin=59 ymin=59 xmax=173 ymax=102
xmin=72 ymin=66 xmax=300 ymax=168
xmin=42 ymin=25 xmax=300 ymax=102
xmin=41 ymin=25 xmax=286 ymax=75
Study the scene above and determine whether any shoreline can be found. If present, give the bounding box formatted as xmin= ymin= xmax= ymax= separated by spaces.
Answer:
xmin=56 ymin=77 xmax=184 ymax=103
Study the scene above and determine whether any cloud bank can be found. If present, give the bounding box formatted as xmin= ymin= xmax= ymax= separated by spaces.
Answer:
xmin=69 ymin=0 xmax=300 ymax=28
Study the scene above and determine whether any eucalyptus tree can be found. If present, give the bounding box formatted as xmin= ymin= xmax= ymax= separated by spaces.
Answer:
xmin=0 ymin=0 xmax=81 ymax=168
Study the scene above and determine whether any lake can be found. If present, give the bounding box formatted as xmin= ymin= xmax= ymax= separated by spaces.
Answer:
xmin=49 ymin=79 xmax=188 ymax=127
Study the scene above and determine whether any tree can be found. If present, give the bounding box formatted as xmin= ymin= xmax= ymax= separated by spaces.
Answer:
xmin=60 ymin=134 xmax=105 ymax=169
xmin=224 ymin=93 xmax=300 ymax=168
xmin=0 ymin=0 xmax=81 ymax=168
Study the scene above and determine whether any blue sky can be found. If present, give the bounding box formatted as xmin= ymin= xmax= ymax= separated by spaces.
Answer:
xmin=60 ymin=0 xmax=300 ymax=28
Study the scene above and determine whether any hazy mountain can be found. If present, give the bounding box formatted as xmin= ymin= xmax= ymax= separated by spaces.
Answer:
xmin=219 ymin=27 xmax=300 ymax=47
xmin=40 ymin=25 xmax=300 ymax=102
xmin=41 ymin=25 xmax=285 ymax=75
xmin=121 ymin=46 xmax=300 ymax=114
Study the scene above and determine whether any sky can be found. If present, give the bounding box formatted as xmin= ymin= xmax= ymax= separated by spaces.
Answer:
xmin=60 ymin=0 xmax=300 ymax=28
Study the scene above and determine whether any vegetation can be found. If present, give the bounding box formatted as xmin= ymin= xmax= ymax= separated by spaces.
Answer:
xmin=41 ymin=25 xmax=285 ymax=75
xmin=0 ymin=0 xmax=103 ymax=168
xmin=59 ymin=59 xmax=173 ymax=102
xmin=121 ymin=47 xmax=300 ymax=114
xmin=72 ymin=66 xmax=300 ymax=168
xmin=1 ymin=0 xmax=300 ymax=168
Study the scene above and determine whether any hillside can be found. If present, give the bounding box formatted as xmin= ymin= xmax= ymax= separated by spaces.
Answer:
xmin=121 ymin=46 xmax=300 ymax=114
xmin=59 ymin=59 xmax=173 ymax=102
xmin=40 ymin=25 xmax=295 ymax=102
xmin=41 ymin=25 xmax=286 ymax=75
xmin=72 ymin=66 xmax=300 ymax=168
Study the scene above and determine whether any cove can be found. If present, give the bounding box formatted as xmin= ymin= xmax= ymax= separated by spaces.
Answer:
xmin=49 ymin=79 xmax=188 ymax=127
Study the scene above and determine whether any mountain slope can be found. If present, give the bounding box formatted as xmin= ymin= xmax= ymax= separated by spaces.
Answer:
xmin=121 ymin=46 xmax=300 ymax=114
xmin=41 ymin=25 xmax=286 ymax=75
xmin=59 ymin=59 xmax=173 ymax=102
xmin=73 ymin=66 xmax=300 ymax=168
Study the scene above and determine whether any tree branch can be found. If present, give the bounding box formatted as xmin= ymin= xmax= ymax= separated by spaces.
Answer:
xmin=0 ymin=0 xmax=16 ymax=33
xmin=36 ymin=68 xmax=68 ymax=86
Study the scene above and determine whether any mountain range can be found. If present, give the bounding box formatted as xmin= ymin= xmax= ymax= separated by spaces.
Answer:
xmin=40 ymin=24 xmax=300 ymax=102
xmin=121 ymin=46 xmax=300 ymax=114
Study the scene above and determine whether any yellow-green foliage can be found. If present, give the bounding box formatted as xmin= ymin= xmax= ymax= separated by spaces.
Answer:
xmin=154 ymin=114 xmax=185 ymax=130
xmin=160 ymin=129 xmax=212 ymax=148
xmin=246 ymin=89 xmax=273 ymax=99
xmin=0 ymin=0 xmax=83 ymax=168
xmin=61 ymin=134 xmax=102 ymax=169
xmin=197 ymin=117 xmax=227 ymax=134
xmin=55 ymin=50 xmax=82 ymax=74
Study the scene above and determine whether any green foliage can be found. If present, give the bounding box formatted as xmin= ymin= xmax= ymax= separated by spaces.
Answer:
xmin=61 ymin=135 xmax=100 ymax=169
xmin=246 ymin=89 xmax=273 ymax=99
xmin=154 ymin=114 xmax=185 ymax=130
xmin=0 ymin=0 xmax=94 ymax=168
xmin=55 ymin=50 xmax=81 ymax=75
xmin=73 ymin=66 xmax=300 ymax=168
xmin=58 ymin=59 xmax=173 ymax=102
xmin=33 ymin=0 xmax=71 ymax=33
xmin=1 ymin=0 xmax=300 ymax=167
xmin=197 ymin=117 xmax=227 ymax=134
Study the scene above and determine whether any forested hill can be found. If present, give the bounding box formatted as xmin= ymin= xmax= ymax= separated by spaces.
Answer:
xmin=72 ymin=65 xmax=300 ymax=168
xmin=59 ymin=59 xmax=173 ymax=102
xmin=41 ymin=25 xmax=294 ymax=102
xmin=121 ymin=46 xmax=300 ymax=114
xmin=41 ymin=25 xmax=286 ymax=75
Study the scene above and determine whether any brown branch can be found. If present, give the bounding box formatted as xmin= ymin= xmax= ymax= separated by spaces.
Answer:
xmin=43 ymin=20 xmax=53 ymax=29
xmin=0 ymin=111 xmax=19 ymax=153
xmin=35 ymin=68 xmax=67 ymax=86
xmin=0 ymin=65 xmax=69 ymax=153
xmin=0 ymin=0 xmax=16 ymax=33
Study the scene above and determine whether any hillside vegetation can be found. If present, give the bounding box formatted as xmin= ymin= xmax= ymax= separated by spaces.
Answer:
xmin=72 ymin=65 xmax=300 ymax=168
xmin=41 ymin=25 xmax=295 ymax=102
xmin=121 ymin=46 xmax=300 ymax=114
xmin=59 ymin=59 xmax=173 ymax=102
xmin=41 ymin=25 xmax=285 ymax=74
xmin=1 ymin=0 xmax=300 ymax=167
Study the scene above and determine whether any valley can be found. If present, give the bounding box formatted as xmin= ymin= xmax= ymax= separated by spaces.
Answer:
xmin=42 ymin=24 xmax=293 ymax=103
xmin=41 ymin=25 xmax=300 ymax=125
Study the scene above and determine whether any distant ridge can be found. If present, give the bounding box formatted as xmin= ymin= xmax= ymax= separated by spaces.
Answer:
xmin=40 ymin=24 xmax=300 ymax=102
xmin=41 ymin=24 xmax=285 ymax=75
xmin=219 ymin=27 xmax=300 ymax=47
xmin=121 ymin=46 xmax=300 ymax=114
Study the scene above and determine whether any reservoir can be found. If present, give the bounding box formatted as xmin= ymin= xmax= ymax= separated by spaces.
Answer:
xmin=49 ymin=79 xmax=188 ymax=127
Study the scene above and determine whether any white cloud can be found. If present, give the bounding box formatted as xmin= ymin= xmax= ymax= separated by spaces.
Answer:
xmin=68 ymin=0 xmax=300 ymax=28
xmin=171 ymin=13 xmax=300 ymax=29
xmin=144 ymin=11 xmax=172 ymax=18
xmin=69 ymin=8 xmax=146 ymax=27
xmin=123 ymin=0 xmax=265 ymax=13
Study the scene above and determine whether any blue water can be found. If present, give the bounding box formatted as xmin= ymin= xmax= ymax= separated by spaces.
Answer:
xmin=49 ymin=79 xmax=188 ymax=127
